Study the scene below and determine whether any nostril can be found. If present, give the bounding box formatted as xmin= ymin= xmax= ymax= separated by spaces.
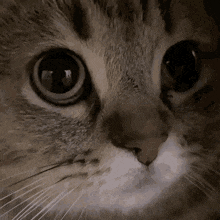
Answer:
xmin=130 ymin=148 xmax=155 ymax=166
xmin=131 ymin=148 xmax=156 ymax=166
xmin=132 ymin=147 xmax=142 ymax=155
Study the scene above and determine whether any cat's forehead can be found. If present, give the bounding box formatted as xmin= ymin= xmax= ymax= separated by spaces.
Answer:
xmin=0 ymin=0 xmax=218 ymax=29
xmin=0 ymin=0 xmax=219 ymax=54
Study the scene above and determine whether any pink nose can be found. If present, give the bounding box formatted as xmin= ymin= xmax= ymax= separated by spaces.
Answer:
xmin=102 ymin=106 xmax=169 ymax=164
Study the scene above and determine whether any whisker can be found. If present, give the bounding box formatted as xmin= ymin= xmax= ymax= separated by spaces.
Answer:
xmin=30 ymin=191 xmax=67 ymax=220
xmin=0 ymin=185 xmax=53 ymax=219
xmin=184 ymin=174 xmax=212 ymax=198
xmin=9 ymin=164 xmax=62 ymax=187
xmin=77 ymin=206 xmax=87 ymax=220
xmin=0 ymin=183 xmax=44 ymax=210
xmin=192 ymin=173 xmax=215 ymax=192
xmin=39 ymin=160 xmax=73 ymax=169
xmin=0 ymin=170 xmax=36 ymax=183
xmin=18 ymin=194 xmax=54 ymax=220
xmin=0 ymin=178 xmax=45 ymax=201
xmin=12 ymin=185 xmax=55 ymax=220
xmin=60 ymin=192 xmax=84 ymax=220
xmin=207 ymin=168 xmax=220 ymax=176
xmin=54 ymin=210 xmax=63 ymax=220
xmin=189 ymin=164 xmax=218 ymax=191
xmin=194 ymin=163 xmax=220 ymax=176
xmin=36 ymin=184 xmax=85 ymax=220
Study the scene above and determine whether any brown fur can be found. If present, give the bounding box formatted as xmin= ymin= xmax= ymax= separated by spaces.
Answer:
xmin=0 ymin=0 xmax=220 ymax=219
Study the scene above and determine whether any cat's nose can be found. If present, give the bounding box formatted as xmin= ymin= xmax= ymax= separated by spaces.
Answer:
xmin=126 ymin=136 xmax=168 ymax=164
xmin=102 ymin=110 xmax=169 ymax=164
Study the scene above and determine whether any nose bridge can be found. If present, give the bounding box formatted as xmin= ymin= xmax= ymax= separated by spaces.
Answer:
xmin=117 ymin=98 xmax=162 ymax=135
xmin=100 ymin=40 xmax=167 ymax=163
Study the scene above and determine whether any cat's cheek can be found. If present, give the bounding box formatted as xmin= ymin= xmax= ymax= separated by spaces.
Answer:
xmin=21 ymin=81 xmax=88 ymax=119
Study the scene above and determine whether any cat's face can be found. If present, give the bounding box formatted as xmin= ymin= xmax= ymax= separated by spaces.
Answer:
xmin=1 ymin=0 xmax=220 ymax=219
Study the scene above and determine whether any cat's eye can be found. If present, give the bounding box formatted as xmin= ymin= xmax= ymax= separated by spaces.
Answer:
xmin=31 ymin=49 xmax=89 ymax=105
xmin=162 ymin=40 xmax=200 ymax=92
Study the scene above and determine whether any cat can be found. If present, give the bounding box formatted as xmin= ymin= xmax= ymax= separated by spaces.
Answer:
xmin=0 ymin=0 xmax=220 ymax=219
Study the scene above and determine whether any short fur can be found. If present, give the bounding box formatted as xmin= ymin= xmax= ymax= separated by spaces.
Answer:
xmin=0 ymin=0 xmax=220 ymax=219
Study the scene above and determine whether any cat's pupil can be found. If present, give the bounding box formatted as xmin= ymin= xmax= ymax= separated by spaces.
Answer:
xmin=163 ymin=40 xmax=200 ymax=92
xmin=39 ymin=52 xmax=79 ymax=94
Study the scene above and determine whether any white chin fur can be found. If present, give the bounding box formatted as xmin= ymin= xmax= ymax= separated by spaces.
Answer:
xmin=150 ymin=133 xmax=188 ymax=186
